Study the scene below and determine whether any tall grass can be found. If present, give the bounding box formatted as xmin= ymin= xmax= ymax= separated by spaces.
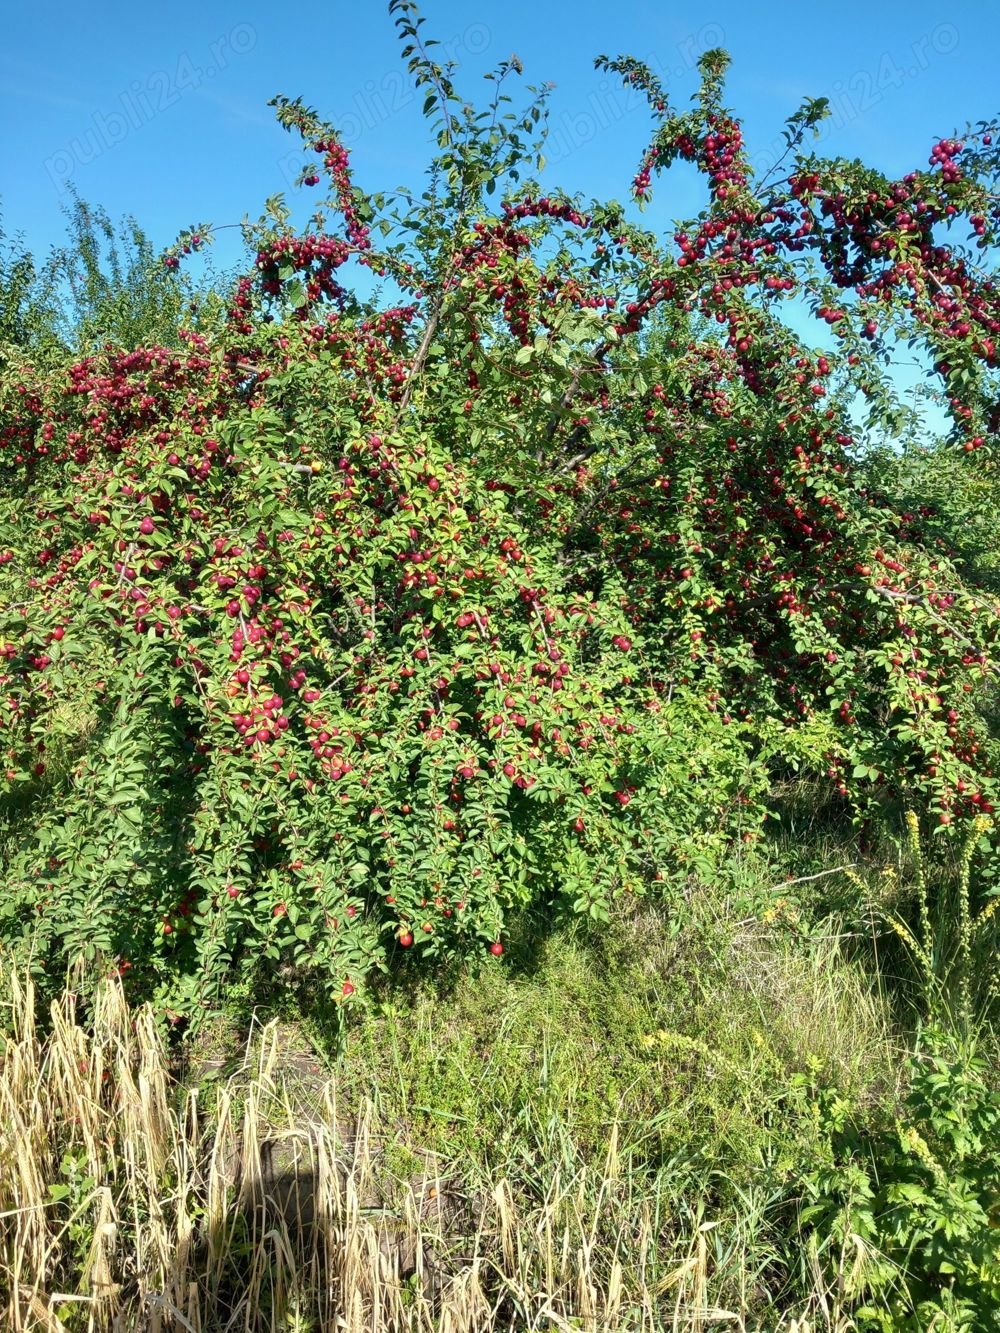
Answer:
xmin=0 ymin=904 xmax=891 ymax=1331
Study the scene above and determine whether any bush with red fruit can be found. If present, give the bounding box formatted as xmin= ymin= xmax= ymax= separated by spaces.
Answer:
xmin=1 ymin=4 xmax=999 ymax=1016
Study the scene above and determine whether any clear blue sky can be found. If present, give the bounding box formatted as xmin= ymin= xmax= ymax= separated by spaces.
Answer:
xmin=2 ymin=0 xmax=997 ymax=432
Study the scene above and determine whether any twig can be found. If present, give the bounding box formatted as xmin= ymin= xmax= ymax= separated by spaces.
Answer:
xmin=770 ymin=864 xmax=857 ymax=892
xmin=530 ymin=600 xmax=553 ymax=656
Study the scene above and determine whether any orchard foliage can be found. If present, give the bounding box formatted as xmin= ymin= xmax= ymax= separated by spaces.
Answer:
xmin=2 ymin=3 xmax=1000 ymax=1014
xmin=43 ymin=191 xmax=215 ymax=354
xmin=0 ymin=195 xmax=209 ymax=359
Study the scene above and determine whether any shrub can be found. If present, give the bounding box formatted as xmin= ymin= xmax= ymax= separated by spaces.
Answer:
xmin=797 ymin=1026 xmax=1000 ymax=1331
xmin=2 ymin=3 xmax=1000 ymax=1013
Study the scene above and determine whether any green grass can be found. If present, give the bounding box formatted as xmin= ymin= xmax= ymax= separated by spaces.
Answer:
xmin=292 ymin=861 xmax=905 ymax=1318
xmin=5 ymin=818 xmax=995 ymax=1329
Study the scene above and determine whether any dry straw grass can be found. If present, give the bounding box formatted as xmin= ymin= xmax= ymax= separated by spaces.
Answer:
xmin=0 ymin=968 xmax=857 ymax=1332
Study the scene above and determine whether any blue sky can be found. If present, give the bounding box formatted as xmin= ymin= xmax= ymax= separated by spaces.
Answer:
xmin=4 ymin=0 xmax=997 ymax=259
xmin=2 ymin=0 xmax=998 ymax=431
